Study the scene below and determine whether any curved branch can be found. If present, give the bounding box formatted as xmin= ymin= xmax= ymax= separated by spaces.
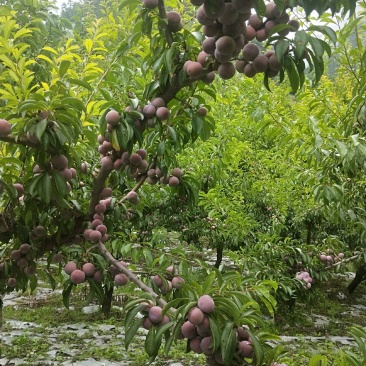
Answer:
xmin=97 ymin=241 xmax=172 ymax=310
xmin=157 ymin=0 xmax=174 ymax=47
xmin=0 ymin=134 xmax=39 ymax=149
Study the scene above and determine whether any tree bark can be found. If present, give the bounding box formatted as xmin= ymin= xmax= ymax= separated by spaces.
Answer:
xmin=101 ymin=286 xmax=114 ymax=315
xmin=347 ymin=264 xmax=366 ymax=294
xmin=214 ymin=245 xmax=223 ymax=268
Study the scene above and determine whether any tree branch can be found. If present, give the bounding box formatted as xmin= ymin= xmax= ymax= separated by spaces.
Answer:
xmin=97 ymin=241 xmax=172 ymax=310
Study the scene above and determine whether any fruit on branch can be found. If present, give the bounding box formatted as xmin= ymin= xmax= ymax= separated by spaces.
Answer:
xmin=242 ymin=43 xmax=260 ymax=62
xmin=126 ymin=191 xmax=139 ymax=204
xmin=197 ymin=107 xmax=208 ymax=117
xmin=156 ymin=107 xmax=170 ymax=121
xmin=198 ymin=295 xmax=215 ymax=313
xmin=186 ymin=61 xmax=203 ymax=78
xmin=171 ymin=276 xmax=185 ymax=288
xmin=33 ymin=225 xmax=46 ymax=238
xmin=143 ymin=104 xmax=156 ymax=119
xmin=169 ymin=176 xmax=180 ymax=187
xmin=130 ymin=153 xmax=143 ymax=167
xmin=105 ymin=110 xmax=120 ymax=126
xmin=167 ymin=11 xmax=183 ymax=32
xmin=114 ymin=273 xmax=129 ymax=286
xmin=252 ymin=55 xmax=269 ymax=73
xmin=82 ymin=262 xmax=96 ymax=276
xmin=19 ymin=243 xmax=30 ymax=254
xmin=51 ymin=154 xmax=68 ymax=170
xmin=189 ymin=337 xmax=203 ymax=353
xmin=171 ymin=168 xmax=183 ymax=179
xmin=95 ymin=203 xmax=107 ymax=214
xmin=101 ymin=156 xmax=114 ymax=171
xmin=188 ymin=307 xmax=205 ymax=325
xmin=10 ymin=250 xmax=22 ymax=265
xmin=181 ymin=320 xmax=198 ymax=339
xmin=218 ymin=62 xmax=236 ymax=80
xmin=0 ymin=119 xmax=11 ymax=136
xmin=13 ymin=183 xmax=24 ymax=196
xmin=143 ymin=0 xmax=158 ymax=9
xmin=52 ymin=253 xmax=64 ymax=263
xmin=70 ymin=269 xmax=86 ymax=284
xmin=64 ymin=261 xmax=77 ymax=275
xmin=7 ymin=278 xmax=16 ymax=287
xmin=200 ymin=336 xmax=214 ymax=355
xmin=237 ymin=340 xmax=253 ymax=358
xmin=148 ymin=305 xmax=163 ymax=324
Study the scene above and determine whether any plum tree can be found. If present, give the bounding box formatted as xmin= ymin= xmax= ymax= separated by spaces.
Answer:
xmin=0 ymin=0 xmax=360 ymax=365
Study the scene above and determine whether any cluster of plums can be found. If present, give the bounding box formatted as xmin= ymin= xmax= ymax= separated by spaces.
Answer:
xmin=83 ymin=188 xmax=112 ymax=243
xmin=295 ymin=270 xmax=313 ymax=290
xmin=319 ymin=249 xmax=345 ymax=265
xmin=0 ymin=242 xmax=37 ymax=288
xmin=141 ymin=0 xmax=301 ymax=82
xmin=152 ymin=265 xmax=185 ymax=294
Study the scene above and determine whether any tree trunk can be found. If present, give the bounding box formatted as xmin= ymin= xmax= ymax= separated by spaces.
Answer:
xmin=0 ymin=296 xmax=3 ymax=328
xmin=306 ymin=223 xmax=312 ymax=245
xmin=101 ymin=286 xmax=114 ymax=315
xmin=347 ymin=264 xmax=366 ymax=294
xmin=214 ymin=245 xmax=223 ymax=268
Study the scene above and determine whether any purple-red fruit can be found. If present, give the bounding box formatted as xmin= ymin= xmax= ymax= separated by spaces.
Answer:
xmin=169 ymin=176 xmax=180 ymax=187
xmin=95 ymin=203 xmax=107 ymax=213
xmin=89 ymin=230 xmax=102 ymax=243
xmin=20 ymin=243 xmax=31 ymax=254
xmin=143 ymin=0 xmax=158 ymax=9
xmin=148 ymin=306 xmax=163 ymax=324
xmin=51 ymin=155 xmax=68 ymax=170
xmin=70 ymin=269 xmax=86 ymax=284
xmin=156 ymin=107 xmax=170 ymax=121
xmin=101 ymin=156 xmax=113 ymax=171
xmin=7 ymin=277 xmax=16 ymax=287
xmin=188 ymin=307 xmax=205 ymax=325
xmin=82 ymin=262 xmax=95 ymax=276
xmin=200 ymin=336 xmax=214 ymax=355
xmin=105 ymin=110 xmax=120 ymax=126
xmin=0 ymin=119 xmax=11 ymax=136
xmin=114 ymin=273 xmax=128 ymax=286
xmin=181 ymin=320 xmax=197 ymax=339
xmin=172 ymin=276 xmax=185 ymax=289
xmin=198 ymin=295 xmax=215 ymax=314
xmin=64 ymin=261 xmax=77 ymax=275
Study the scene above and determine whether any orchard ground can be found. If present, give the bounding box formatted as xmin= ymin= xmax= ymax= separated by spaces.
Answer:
xmin=1 ymin=243 xmax=366 ymax=366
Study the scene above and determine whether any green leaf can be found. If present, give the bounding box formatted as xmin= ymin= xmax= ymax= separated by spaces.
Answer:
xmin=145 ymin=326 xmax=162 ymax=358
xmin=38 ymin=173 xmax=52 ymax=204
xmin=125 ymin=317 xmax=145 ymax=350
xmin=308 ymin=25 xmax=337 ymax=45
xmin=221 ymin=322 xmax=236 ymax=365
xmin=61 ymin=97 xmax=86 ymax=113
xmin=275 ymin=39 xmax=289 ymax=64
xmin=62 ymin=282 xmax=74 ymax=309
xmin=247 ymin=329 xmax=264 ymax=365
xmin=69 ymin=78 xmax=93 ymax=91
xmin=294 ymin=30 xmax=309 ymax=60
xmin=59 ymin=60 xmax=71 ymax=78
